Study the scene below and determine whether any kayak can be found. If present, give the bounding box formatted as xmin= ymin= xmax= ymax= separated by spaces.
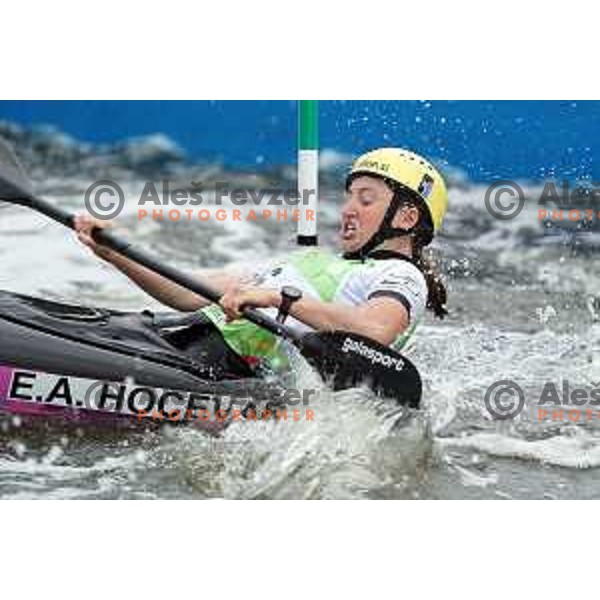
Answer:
xmin=0 ymin=289 xmax=277 ymax=427
xmin=0 ymin=128 xmax=423 ymax=416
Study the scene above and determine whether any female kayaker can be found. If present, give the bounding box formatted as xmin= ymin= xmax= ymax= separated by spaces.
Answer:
xmin=74 ymin=147 xmax=449 ymax=376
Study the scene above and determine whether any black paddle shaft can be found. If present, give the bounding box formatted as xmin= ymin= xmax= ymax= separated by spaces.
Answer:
xmin=15 ymin=194 xmax=303 ymax=344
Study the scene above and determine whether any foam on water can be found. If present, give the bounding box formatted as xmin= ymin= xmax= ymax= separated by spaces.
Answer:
xmin=438 ymin=430 xmax=600 ymax=469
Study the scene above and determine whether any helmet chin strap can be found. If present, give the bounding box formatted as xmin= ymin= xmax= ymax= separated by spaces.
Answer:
xmin=343 ymin=192 xmax=416 ymax=261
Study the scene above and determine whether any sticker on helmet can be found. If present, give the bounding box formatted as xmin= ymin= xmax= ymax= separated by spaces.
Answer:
xmin=356 ymin=158 xmax=390 ymax=173
xmin=418 ymin=174 xmax=434 ymax=198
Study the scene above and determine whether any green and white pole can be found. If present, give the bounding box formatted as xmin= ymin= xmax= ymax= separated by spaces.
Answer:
xmin=297 ymin=100 xmax=318 ymax=246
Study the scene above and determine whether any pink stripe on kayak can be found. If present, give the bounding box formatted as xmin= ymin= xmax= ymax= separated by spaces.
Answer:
xmin=0 ymin=365 xmax=14 ymax=403
xmin=0 ymin=365 xmax=70 ymax=416
xmin=0 ymin=365 xmax=50 ymax=415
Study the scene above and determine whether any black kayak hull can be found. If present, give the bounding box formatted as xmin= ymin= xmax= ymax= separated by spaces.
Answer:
xmin=0 ymin=290 xmax=266 ymax=424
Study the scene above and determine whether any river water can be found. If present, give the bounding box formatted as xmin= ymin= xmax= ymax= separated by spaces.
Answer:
xmin=1 ymin=171 xmax=600 ymax=499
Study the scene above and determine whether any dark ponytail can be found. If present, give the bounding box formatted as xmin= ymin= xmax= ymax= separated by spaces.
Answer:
xmin=413 ymin=229 xmax=448 ymax=319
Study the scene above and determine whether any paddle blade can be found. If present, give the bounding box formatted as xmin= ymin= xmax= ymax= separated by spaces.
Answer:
xmin=0 ymin=137 xmax=34 ymax=202
xmin=298 ymin=331 xmax=422 ymax=408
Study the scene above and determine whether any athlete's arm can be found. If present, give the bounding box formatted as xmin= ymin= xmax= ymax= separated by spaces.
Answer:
xmin=219 ymin=286 xmax=409 ymax=346
xmin=74 ymin=215 xmax=242 ymax=311
xmin=288 ymin=295 xmax=409 ymax=345
xmin=106 ymin=253 xmax=240 ymax=311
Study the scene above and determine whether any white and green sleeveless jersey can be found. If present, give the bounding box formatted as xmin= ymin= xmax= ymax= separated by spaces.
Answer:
xmin=200 ymin=249 xmax=427 ymax=366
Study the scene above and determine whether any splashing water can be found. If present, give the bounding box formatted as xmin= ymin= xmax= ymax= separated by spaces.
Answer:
xmin=1 ymin=154 xmax=600 ymax=498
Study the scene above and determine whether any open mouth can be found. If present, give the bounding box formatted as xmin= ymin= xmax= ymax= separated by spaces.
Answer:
xmin=341 ymin=219 xmax=359 ymax=240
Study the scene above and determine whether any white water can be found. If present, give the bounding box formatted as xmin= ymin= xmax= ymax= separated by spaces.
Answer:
xmin=1 ymin=176 xmax=599 ymax=498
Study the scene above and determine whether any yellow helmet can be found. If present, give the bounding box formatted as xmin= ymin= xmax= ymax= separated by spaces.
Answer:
xmin=349 ymin=147 xmax=448 ymax=234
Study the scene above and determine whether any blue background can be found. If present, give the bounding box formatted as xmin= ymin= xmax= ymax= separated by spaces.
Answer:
xmin=0 ymin=100 xmax=597 ymax=182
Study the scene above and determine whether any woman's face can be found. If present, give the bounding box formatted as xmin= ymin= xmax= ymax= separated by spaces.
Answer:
xmin=340 ymin=175 xmax=418 ymax=254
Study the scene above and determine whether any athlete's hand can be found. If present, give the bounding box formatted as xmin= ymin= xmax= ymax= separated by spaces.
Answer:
xmin=220 ymin=284 xmax=279 ymax=322
xmin=73 ymin=214 xmax=115 ymax=261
